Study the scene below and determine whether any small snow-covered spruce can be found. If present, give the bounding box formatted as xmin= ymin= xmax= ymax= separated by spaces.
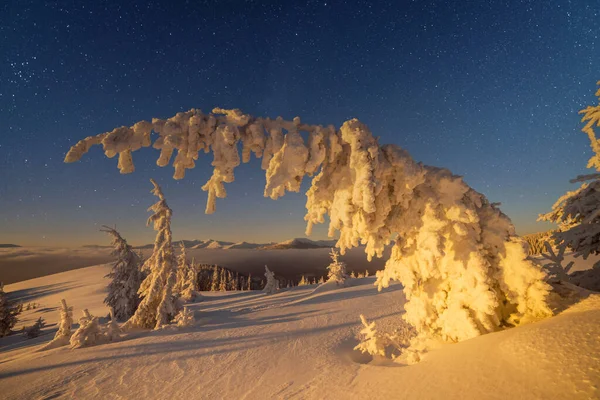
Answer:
xmin=0 ymin=282 xmax=20 ymax=337
xmin=23 ymin=317 xmax=45 ymax=339
xmin=70 ymin=309 xmax=102 ymax=348
xmin=174 ymin=241 xmax=189 ymax=295
xmin=65 ymin=107 xmax=552 ymax=355
xmin=246 ymin=273 xmax=252 ymax=291
xmin=102 ymin=226 xmax=145 ymax=321
xmin=354 ymin=315 xmax=386 ymax=357
xmin=350 ymin=271 xmax=356 ymax=278
xmin=318 ymin=276 xmax=325 ymax=284
xmin=263 ymin=265 xmax=278 ymax=295
xmin=298 ymin=275 xmax=309 ymax=286
xmin=104 ymin=308 xmax=122 ymax=342
xmin=40 ymin=299 xmax=74 ymax=350
xmin=123 ymin=179 xmax=179 ymax=330
xmin=174 ymin=306 xmax=195 ymax=328
xmin=219 ymin=269 xmax=227 ymax=291
xmin=326 ymin=248 xmax=347 ymax=286
xmin=364 ymin=270 xmax=369 ymax=277
xmin=210 ymin=265 xmax=219 ymax=291
xmin=181 ymin=257 xmax=201 ymax=301
xmin=540 ymin=82 xmax=600 ymax=276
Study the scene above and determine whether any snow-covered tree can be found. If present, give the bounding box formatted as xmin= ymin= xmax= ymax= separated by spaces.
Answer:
xmin=123 ymin=179 xmax=179 ymax=330
xmin=102 ymin=226 xmax=145 ymax=321
xmin=104 ymin=308 xmax=122 ymax=342
xmin=174 ymin=306 xmax=195 ymax=327
xmin=318 ymin=276 xmax=325 ymax=284
xmin=210 ymin=265 xmax=219 ymax=291
xmin=180 ymin=257 xmax=200 ymax=301
xmin=298 ymin=275 xmax=309 ymax=286
xmin=246 ymin=273 xmax=252 ymax=291
xmin=326 ymin=248 xmax=347 ymax=286
xmin=0 ymin=283 xmax=20 ymax=337
xmin=70 ymin=309 xmax=102 ymax=348
xmin=23 ymin=317 xmax=45 ymax=339
xmin=65 ymin=107 xmax=552 ymax=357
xmin=354 ymin=315 xmax=387 ymax=357
xmin=263 ymin=265 xmax=278 ymax=295
xmin=364 ymin=270 xmax=369 ymax=277
xmin=540 ymin=82 xmax=600 ymax=269
xmin=174 ymin=241 xmax=188 ymax=295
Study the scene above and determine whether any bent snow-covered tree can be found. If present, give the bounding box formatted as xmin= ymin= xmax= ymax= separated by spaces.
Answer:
xmin=65 ymin=107 xmax=551 ymax=346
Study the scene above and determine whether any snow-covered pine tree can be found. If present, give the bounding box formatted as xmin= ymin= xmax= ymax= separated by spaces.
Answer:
xmin=40 ymin=299 xmax=74 ymax=350
xmin=174 ymin=241 xmax=190 ymax=296
xmin=23 ymin=317 xmax=45 ymax=339
xmin=174 ymin=306 xmax=195 ymax=327
xmin=101 ymin=226 xmax=145 ymax=321
xmin=539 ymin=82 xmax=600 ymax=286
xmin=318 ymin=276 xmax=325 ymax=284
xmin=70 ymin=309 xmax=102 ymax=348
xmin=65 ymin=107 xmax=552 ymax=356
xmin=0 ymin=282 xmax=20 ymax=337
xmin=104 ymin=308 xmax=122 ymax=342
xmin=365 ymin=270 xmax=369 ymax=277
xmin=180 ymin=257 xmax=200 ymax=301
xmin=327 ymin=248 xmax=348 ymax=286
xmin=298 ymin=275 xmax=308 ymax=286
xmin=350 ymin=271 xmax=356 ymax=278
xmin=219 ymin=269 xmax=227 ymax=291
xmin=210 ymin=265 xmax=219 ymax=291
xmin=246 ymin=273 xmax=252 ymax=291
xmin=123 ymin=179 xmax=179 ymax=330
xmin=263 ymin=265 xmax=278 ymax=295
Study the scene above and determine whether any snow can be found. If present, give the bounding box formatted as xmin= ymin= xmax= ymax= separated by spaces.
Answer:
xmin=1 ymin=264 xmax=599 ymax=399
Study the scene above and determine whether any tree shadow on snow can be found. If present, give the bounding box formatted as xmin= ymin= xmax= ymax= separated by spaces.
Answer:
xmin=6 ymin=282 xmax=82 ymax=304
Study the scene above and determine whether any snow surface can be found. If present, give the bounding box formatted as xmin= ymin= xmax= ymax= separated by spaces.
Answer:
xmin=1 ymin=264 xmax=599 ymax=399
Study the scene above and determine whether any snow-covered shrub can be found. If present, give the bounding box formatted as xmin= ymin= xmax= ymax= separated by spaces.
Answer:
xmin=65 ymin=107 xmax=552 ymax=355
xmin=263 ymin=266 xmax=278 ymax=295
xmin=41 ymin=299 xmax=73 ymax=350
xmin=174 ymin=306 xmax=195 ymax=328
xmin=70 ymin=309 xmax=102 ymax=348
xmin=539 ymin=82 xmax=600 ymax=285
xmin=354 ymin=315 xmax=414 ymax=361
xmin=326 ymin=248 xmax=347 ymax=286
xmin=23 ymin=317 xmax=45 ymax=339
xmin=123 ymin=179 xmax=179 ymax=330
xmin=104 ymin=308 xmax=122 ymax=342
xmin=102 ymin=226 xmax=145 ymax=321
xmin=0 ymin=283 xmax=20 ymax=337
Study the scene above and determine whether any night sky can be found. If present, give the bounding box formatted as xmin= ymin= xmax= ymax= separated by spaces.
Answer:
xmin=1 ymin=0 xmax=599 ymax=247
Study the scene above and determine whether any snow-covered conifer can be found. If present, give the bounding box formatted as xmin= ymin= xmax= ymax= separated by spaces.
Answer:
xmin=318 ymin=276 xmax=325 ymax=284
xmin=298 ymin=275 xmax=308 ymax=286
xmin=219 ymin=269 xmax=227 ymax=291
xmin=326 ymin=248 xmax=347 ymax=286
xmin=104 ymin=308 xmax=122 ymax=342
xmin=246 ymin=274 xmax=252 ymax=291
xmin=40 ymin=299 xmax=73 ymax=350
xmin=174 ymin=306 xmax=195 ymax=328
xmin=364 ymin=270 xmax=369 ymax=277
xmin=174 ymin=241 xmax=189 ymax=295
xmin=211 ymin=265 xmax=219 ymax=291
xmin=23 ymin=317 xmax=45 ymax=339
xmin=350 ymin=271 xmax=356 ymax=278
xmin=540 ymin=82 xmax=600 ymax=277
xmin=180 ymin=258 xmax=200 ymax=301
xmin=354 ymin=315 xmax=386 ymax=357
xmin=70 ymin=309 xmax=102 ymax=348
xmin=263 ymin=266 xmax=278 ymax=295
xmin=102 ymin=226 xmax=145 ymax=321
xmin=123 ymin=179 xmax=179 ymax=330
xmin=65 ymin=107 xmax=552 ymax=355
xmin=0 ymin=283 xmax=20 ymax=337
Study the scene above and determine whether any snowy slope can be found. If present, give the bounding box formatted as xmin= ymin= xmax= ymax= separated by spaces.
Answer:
xmin=1 ymin=265 xmax=599 ymax=399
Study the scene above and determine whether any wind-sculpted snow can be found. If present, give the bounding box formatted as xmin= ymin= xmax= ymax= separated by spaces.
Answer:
xmin=65 ymin=108 xmax=552 ymax=355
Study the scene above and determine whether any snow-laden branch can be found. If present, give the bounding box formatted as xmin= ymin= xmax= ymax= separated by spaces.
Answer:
xmin=66 ymin=107 xmax=552 ymax=355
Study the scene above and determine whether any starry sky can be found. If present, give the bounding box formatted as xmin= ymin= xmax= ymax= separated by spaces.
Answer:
xmin=1 ymin=0 xmax=599 ymax=247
